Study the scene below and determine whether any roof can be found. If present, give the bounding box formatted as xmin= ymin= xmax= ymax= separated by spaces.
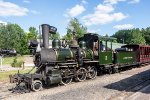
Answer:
xmin=122 ymin=44 xmax=150 ymax=48
xmin=84 ymin=33 xmax=117 ymax=41
xmin=102 ymin=41 xmax=125 ymax=50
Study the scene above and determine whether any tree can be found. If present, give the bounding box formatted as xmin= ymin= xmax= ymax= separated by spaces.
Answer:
xmin=49 ymin=32 xmax=60 ymax=40
xmin=62 ymin=32 xmax=73 ymax=40
xmin=112 ymin=28 xmax=146 ymax=45
xmin=0 ymin=23 xmax=29 ymax=55
xmin=27 ymin=27 xmax=38 ymax=40
xmin=112 ymin=30 xmax=132 ymax=44
xmin=130 ymin=28 xmax=146 ymax=45
xmin=141 ymin=27 xmax=150 ymax=45
xmin=65 ymin=18 xmax=87 ymax=40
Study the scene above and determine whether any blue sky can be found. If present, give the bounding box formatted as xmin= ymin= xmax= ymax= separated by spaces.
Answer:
xmin=0 ymin=0 xmax=150 ymax=36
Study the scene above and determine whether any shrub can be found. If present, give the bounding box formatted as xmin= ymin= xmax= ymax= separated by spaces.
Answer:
xmin=11 ymin=57 xmax=24 ymax=68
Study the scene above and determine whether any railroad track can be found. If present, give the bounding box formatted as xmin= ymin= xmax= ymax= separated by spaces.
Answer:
xmin=108 ymin=78 xmax=150 ymax=100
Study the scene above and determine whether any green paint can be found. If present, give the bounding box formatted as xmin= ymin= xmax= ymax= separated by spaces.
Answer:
xmin=83 ymin=49 xmax=93 ymax=59
xmin=52 ymin=39 xmax=61 ymax=49
xmin=99 ymin=51 xmax=113 ymax=65
xmin=57 ymin=49 xmax=73 ymax=61
xmin=115 ymin=52 xmax=136 ymax=64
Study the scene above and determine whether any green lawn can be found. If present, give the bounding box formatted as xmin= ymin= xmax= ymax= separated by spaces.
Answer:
xmin=1 ymin=56 xmax=24 ymax=65
xmin=0 ymin=68 xmax=36 ymax=81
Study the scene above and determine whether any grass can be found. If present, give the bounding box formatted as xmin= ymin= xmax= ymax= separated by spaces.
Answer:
xmin=1 ymin=56 xmax=24 ymax=65
xmin=0 ymin=67 xmax=36 ymax=81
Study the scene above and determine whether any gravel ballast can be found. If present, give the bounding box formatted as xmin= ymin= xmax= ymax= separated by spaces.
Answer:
xmin=1 ymin=65 xmax=150 ymax=100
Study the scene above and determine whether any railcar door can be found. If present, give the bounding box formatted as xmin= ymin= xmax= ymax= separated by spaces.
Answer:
xmin=99 ymin=51 xmax=113 ymax=65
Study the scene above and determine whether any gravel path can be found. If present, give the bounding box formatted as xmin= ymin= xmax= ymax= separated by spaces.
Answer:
xmin=126 ymin=84 xmax=150 ymax=100
xmin=1 ymin=65 xmax=150 ymax=100
xmin=0 ymin=64 xmax=21 ymax=72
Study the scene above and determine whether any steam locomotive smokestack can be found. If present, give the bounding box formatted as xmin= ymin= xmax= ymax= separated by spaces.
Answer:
xmin=41 ymin=24 xmax=50 ymax=49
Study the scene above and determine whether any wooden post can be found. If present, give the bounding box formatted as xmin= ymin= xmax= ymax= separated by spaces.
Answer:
xmin=0 ymin=56 xmax=2 ymax=70
xmin=22 ymin=62 xmax=25 ymax=69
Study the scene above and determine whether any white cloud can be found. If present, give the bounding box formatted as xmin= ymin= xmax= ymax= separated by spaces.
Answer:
xmin=104 ymin=0 xmax=140 ymax=5
xmin=128 ymin=0 xmax=140 ymax=4
xmin=23 ymin=0 xmax=31 ymax=3
xmin=0 ymin=0 xmax=29 ymax=16
xmin=0 ymin=20 xmax=7 ymax=25
xmin=104 ymin=0 xmax=126 ymax=5
xmin=82 ymin=4 xmax=127 ymax=26
xmin=113 ymin=24 xmax=134 ymax=29
xmin=81 ymin=0 xmax=88 ymax=4
xmin=96 ymin=4 xmax=114 ymax=13
xmin=65 ymin=4 xmax=86 ymax=17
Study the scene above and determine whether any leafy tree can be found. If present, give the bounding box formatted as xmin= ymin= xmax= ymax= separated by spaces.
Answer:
xmin=62 ymin=32 xmax=73 ymax=40
xmin=19 ymin=34 xmax=29 ymax=55
xmin=65 ymin=18 xmax=87 ymax=40
xmin=49 ymin=32 xmax=60 ymax=40
xmin=27 ymin=27 xmax=38 ymax=40
xmin=0 ymin=24 xmax=29 ymax=55
xmin=130 ymin=28 xmax=146 ymax=45
xmin=141 ymin=27 xmax=150 ymax=45
xmin=112 ymin=30 xmax=132 ymax=44
xmin=112 ymin=28 xmax=146 ymax=45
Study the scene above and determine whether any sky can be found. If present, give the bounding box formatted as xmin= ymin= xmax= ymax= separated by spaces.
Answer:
xmin=0 ymin=0 xmax=150 ymax=36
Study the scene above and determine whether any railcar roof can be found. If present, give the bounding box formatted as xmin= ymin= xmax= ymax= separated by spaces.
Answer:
xmin=83 ymin=33 xmax=117 ymax=41
xmin=122 ymin=44 xmax=150 ymax=48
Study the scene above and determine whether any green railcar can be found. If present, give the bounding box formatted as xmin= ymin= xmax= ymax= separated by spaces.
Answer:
xmin=115 ymin=51 xmax=136 ymax=64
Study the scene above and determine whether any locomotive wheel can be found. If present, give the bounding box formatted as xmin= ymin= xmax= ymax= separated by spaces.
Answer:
xmin=75 ymin=67 xmax=87 ymax=82
xmin=108 ymin=67 xmax=113 ymax=74
xmin=60 ymin=69 xmax=73 ymax=85
xmin=60 ymin=77 xmax=72 ymax=85
xmin=87 ymin=66 xmax=97 ymax=79
xmin=112 ymin=67 xmax=119 ymax=73
xmin=31 ymin=80 xmax=43 ymax=92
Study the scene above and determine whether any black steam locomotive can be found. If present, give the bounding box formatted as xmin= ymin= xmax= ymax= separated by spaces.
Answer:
xmin=10 ymin=24 xmax=150 ymax=92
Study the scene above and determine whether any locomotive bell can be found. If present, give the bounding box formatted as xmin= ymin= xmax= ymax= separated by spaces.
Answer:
xmin=52 ymin=39 xmax=61 ymax=49
xmin=69 ymin=39 xmax=79 ymax=48
xmin=79 ymin=41 xmax=86 ymax=49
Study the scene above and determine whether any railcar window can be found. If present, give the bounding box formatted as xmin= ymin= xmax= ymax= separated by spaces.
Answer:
xmin=128 ymin=48 xmax=133 ymax=51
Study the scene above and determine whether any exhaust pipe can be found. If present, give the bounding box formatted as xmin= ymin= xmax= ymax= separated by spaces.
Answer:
xmin=41 ymin=24 xmax=50 ymax=49
xmin=41 ymin=24 xmax=57 ymax=49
